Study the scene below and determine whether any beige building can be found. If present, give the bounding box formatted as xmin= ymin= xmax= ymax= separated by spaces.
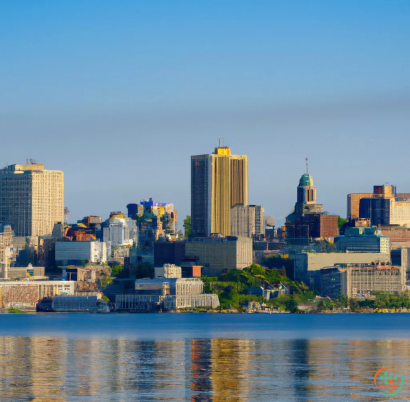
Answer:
xmin=289 ymin=251 xmax=391 ymax=282
xmin=0 ymin=280 xmax=75 ymax=310
xmin=321 ymin=264 xmax=406 ymax=298
xmin=185 ymin=235 xmax=252 ymax=275
xmin=116 ymin=277 xmax=219 ymax=311
xmin=0 ymin=163 xmax=64 ymax=237
xmin=163 ymin=294 xmax=220 ymax=309
xmin=154 ymin=264 xmax=182 ymax=279
xmin=0 ymin=225 xmax=13 ymax=279
xmin=191 ymin=147 xmax=248 ymax=237
xmin=390 ymin=199 xmax=410 ymax=226
xmin=231 ymin=205 xmax=264 ymax=238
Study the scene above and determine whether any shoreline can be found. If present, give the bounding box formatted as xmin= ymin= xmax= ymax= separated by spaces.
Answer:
xmin=2 ymin=309 xmax=410 ymax=315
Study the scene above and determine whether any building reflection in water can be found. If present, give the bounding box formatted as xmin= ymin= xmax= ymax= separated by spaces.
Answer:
xmin=191 ymin=339 xmax=213 ymax=401
xmin=2 ymin=336 xmax=410 ymax=401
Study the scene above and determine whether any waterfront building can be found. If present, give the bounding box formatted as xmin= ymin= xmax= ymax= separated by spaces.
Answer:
xmin=115 ymin=277 xmax=218 ymax=311
xmin=163 ymin=294 xmax=220 ymax=310
xmin=0 ymin=163 xmax=64 ymax=237
xmin=55 ymin=240 xmax=107 ymax=265
xmin=52 ymin=295 xmax=109 ymax=312
xmin=230 ymin=205 xmax=264 ymax=238
xmin=135 ymin=277 xmax=204 ymax=296
xmin=335 ymin=227 xmax=390 ymax=253
xmin=191 ymin=146 xmax=248 ymax=237
xmin=115 ymin=294 xmax=164 ymax=312
xmin=285 ymin=172 xmax=338 ymax=240
xmin=185 ymin=235 xmax=253 ymax=275
xmin=320 ymin=263 xmax=406 ymax=298
xmin=0 ymin=280 xmax=75 ymax=310
xmin=287 ymin=251 xmax=390 ymax=285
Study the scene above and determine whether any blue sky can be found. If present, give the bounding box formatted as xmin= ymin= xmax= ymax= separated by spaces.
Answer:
xmin=1 ymin=1 xmax=409 ymax=226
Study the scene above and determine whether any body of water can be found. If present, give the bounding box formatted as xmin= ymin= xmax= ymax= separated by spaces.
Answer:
xmin=1 ymin=313 xmax=409 ymax=401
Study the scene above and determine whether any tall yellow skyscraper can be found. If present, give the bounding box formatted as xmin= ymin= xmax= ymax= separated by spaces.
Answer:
xmin=0 ymin=163 xmax=64 ymax=236
xmin=191 ymin=146 xmax=248 ymax=237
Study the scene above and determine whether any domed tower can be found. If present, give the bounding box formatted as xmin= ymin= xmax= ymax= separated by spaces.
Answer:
xmin=294 ymin=173 xmax=323 ymax=215
xmin=297 ymin=174 xmax=317 ymax=204
xmin=285 ymin=160 xmax=338 ymax=241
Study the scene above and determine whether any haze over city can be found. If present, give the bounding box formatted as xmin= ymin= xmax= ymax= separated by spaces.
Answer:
xmin=1 ymin=1 xmax=410 ymax=225
xmin=3 ymin=2 xmax=410 ymax=401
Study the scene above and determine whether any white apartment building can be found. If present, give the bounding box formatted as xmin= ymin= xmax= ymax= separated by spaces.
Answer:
xmin=102 ymin=213 xmax=137 ymax=248
xmin=55 ymin=241 xmax=107 ymax=265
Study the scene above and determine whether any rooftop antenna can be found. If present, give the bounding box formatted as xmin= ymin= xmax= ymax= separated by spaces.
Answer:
xmin=223 ymin=137 xmax=225 ymax=147
xmin=306 ymin=158 xmax=309 ymax=174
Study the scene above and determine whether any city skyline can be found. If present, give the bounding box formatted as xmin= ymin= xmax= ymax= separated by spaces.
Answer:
xmin=2 ymin=150 xmax=410 ymax=228
xmin=2 ymin=2 xmax=410 ymax=400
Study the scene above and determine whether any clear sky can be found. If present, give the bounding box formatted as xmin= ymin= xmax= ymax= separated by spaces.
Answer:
xmin=1 ymin=1 xmax=409 ymax=226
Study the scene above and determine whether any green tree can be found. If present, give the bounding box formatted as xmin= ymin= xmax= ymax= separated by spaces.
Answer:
xmin=285 ymin=296 xmax=298 ymax=313
xmin=110 ymin=265 xmax=123 ymax=277
xmin=336 ymin=294 xmax=348 ymax=308
xmin=338 ymin=216 xmax=349 ymax=229
xmin=183 ymin=216 xmax=191 ymax=238
xmin=349 ymin=298 xmax=359 ymax=311
xmin=219 ymin=289 xmax=240 ymax=308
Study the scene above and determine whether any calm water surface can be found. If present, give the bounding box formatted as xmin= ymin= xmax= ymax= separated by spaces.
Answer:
xmin=1 ymin=313 xmax=410 ymax=401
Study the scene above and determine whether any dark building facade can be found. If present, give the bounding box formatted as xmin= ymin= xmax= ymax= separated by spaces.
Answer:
xmin=285 ymin=173 xmax=338 ymax=240
xmin=154 ymin=242 xmax=186 ymax=267
xmin=359 ymin=197 xmax=391 ymax=226
xmin=191 ymin=155 xmax=211 ymax=237
xmin=126 ymin=203 xmax=139 ymax=220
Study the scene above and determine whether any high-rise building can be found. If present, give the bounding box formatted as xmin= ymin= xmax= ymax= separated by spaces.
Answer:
xmin=360 ymin=197 xmax=410 ymax=227
xmin=101 ymin=212 xmax=138 ymax=247
xmin=191 ymin=146 xmax=248 ymax=237
xmin=0 ymin=163 xmax=64 ymax=237
xmin=230 ymin=205 xmax=264 ymax=238
xmin=347 ymin=185 xmax=410 ymax=220
xmin=285 ymin=172 xmax=338 ymax=240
